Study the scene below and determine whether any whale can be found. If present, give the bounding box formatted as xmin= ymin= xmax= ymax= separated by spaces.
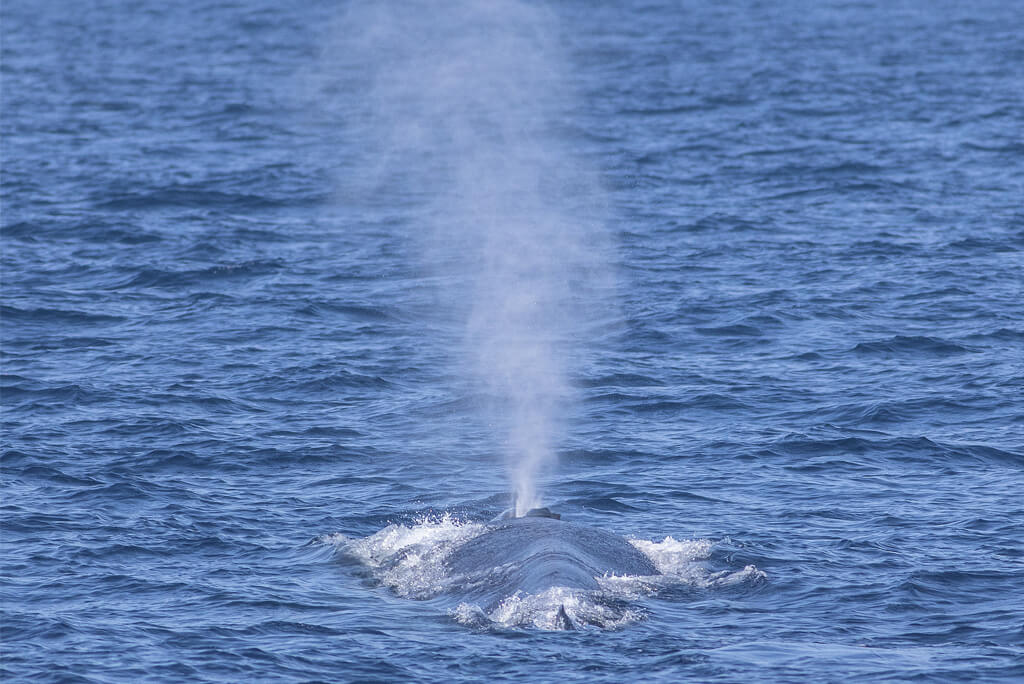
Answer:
xmin=443 ymin=508 xmax=659 ymax=629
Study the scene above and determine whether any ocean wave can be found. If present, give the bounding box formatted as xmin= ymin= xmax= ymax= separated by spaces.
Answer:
xmin=850 ymin=335 xmax=978 ymax=356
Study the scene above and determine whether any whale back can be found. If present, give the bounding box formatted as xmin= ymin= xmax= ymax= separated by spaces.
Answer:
xmin=444 ymin=516 xmax=658 ymax=608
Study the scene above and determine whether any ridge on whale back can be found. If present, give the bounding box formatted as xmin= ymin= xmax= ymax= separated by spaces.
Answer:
xmin=494 ymin=506 xmax=562 ymax=521
xmin=443 ymin=506 xmax=659 ymax=628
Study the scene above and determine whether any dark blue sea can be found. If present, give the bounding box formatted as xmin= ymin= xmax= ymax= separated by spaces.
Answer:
xmin=3 ymin=0 xmax=1023 ymax=681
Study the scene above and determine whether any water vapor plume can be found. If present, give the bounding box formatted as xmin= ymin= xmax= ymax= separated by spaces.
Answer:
xmin=324 ymin=0 xmax=613 ymax=515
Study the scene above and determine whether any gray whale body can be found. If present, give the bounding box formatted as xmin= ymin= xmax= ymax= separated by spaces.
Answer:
xmin=444 ymin=513 xmax=658 ymax=627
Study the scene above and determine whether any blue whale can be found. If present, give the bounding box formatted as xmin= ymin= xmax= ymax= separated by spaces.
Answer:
xmin=444 ymin=508 xmax=659 ymax=629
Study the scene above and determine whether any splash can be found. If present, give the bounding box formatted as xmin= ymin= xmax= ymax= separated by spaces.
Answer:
xmin=627 ymin=536 xmax=768 ymax=587
xmin=471 ymin=586 xmax=645 ymax=631
xmin=322 ymin=0 xmax=613 ymax=513
xmin=341 ymin=514 xmax=485 ymax=599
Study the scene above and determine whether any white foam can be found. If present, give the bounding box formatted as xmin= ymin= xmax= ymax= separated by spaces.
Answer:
xmin=707 ymin=564 xmax=768 ymax=586
xmin=629 ymin=536 xmax=767 ymax=588
xmin=629 ymin=536 xmax=714 ymax=572
xmin=454 ymin=586 xmax=643 ymax=631
xmin=595 ymin=572 xmax=664 ymax=599
xmin=336 ymin=514 xmax=485 ymax=599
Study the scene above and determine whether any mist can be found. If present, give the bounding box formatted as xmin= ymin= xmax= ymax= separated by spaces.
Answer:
xmin=325 ymin=0 xmax=613 ymax=515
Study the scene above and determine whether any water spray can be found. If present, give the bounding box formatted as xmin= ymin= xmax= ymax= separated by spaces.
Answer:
xmin=327 ymin=0 xmax=612 ymax=513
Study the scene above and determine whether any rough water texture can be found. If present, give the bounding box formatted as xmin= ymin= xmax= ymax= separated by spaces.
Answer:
xmin=2 ymin=0 xmax=1023 ymax=681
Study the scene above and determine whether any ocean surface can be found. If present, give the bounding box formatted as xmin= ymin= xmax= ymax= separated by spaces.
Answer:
xmin=2 ymin=0 xmax=1023 ymax=681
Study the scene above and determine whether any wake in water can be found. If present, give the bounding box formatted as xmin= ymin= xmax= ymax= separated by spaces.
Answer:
xmin=327 ymin=513 xmax=765 ymax=631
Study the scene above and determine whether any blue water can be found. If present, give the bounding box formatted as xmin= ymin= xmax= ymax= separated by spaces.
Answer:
xmin=3 ymin=0 xmax=1023 ymax=680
